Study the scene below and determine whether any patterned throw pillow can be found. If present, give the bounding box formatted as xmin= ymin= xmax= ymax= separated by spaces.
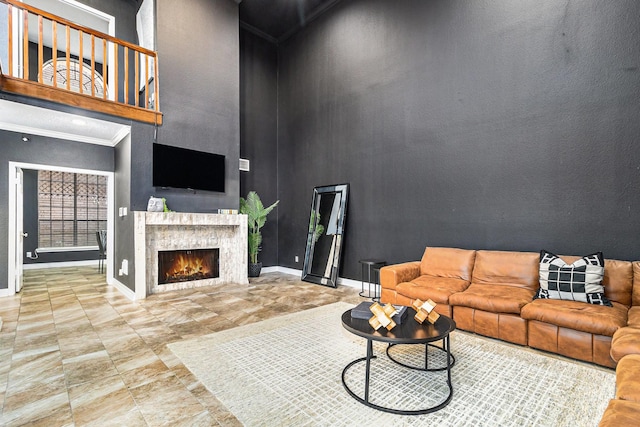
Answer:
xmin=535 ymin=250 xmax=612 ymax=306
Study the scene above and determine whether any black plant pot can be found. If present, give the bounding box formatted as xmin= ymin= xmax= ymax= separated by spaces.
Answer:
xmin=248 ymin=262 xmax=262 ymax=278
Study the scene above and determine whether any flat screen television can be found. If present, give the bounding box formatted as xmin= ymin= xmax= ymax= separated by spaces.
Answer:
xmin=153 ymin=143 xmax=225 ymax=192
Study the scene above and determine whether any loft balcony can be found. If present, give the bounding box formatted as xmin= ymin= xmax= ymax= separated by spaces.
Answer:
xmin=0 ymin=0 xmax=162 ymax=125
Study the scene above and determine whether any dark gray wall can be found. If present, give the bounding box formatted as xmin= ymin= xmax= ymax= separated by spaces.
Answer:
xmin=115 ymin=134 xmax=135 ymax=290
xmin=239 ymin=29 xmax=279 ymax=266
xmin=22 ymin=169 xmax=100 ymax=265
xmin=135 ymin=0 xmax=240 ymax=212
xmin=0 ymin=129 xmax=114 ymax=289
xmin=275 ymin=0 xmax=640 ymax=279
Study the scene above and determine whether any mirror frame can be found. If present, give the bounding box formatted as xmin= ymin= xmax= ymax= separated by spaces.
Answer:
xmin=302 ymin=183 xmax=349 ymax=288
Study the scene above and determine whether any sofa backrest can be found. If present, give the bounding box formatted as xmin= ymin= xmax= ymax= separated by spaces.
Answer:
xmin=420 ymin=247 xmax=476 ymax=280
xmin=559 ymin=255 xmax=633 ymax=307
xmin=471 ymin=250 xmax=539 ymax=291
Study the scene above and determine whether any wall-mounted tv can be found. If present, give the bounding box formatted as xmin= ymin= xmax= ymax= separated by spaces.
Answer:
xmin=153 ymin=143 xmax=225 ymax=192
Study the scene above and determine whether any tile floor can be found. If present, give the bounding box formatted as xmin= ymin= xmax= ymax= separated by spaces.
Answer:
xmin=0 ymin=267 xmax=361 ymax=426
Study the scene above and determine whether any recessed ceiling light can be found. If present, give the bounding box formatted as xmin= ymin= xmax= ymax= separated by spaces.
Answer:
xmin=72 ymin=118 xmax=87 ymax=126
xmin=21 ymin=136 xmax=29 ymax=142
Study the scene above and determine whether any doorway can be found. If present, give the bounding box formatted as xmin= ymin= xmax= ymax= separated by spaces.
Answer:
xmin=8 ymin=162 xmax=115 ymax=295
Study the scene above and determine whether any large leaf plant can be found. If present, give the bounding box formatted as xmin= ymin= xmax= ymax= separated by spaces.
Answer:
xmin=239 ymin=191 xmax=279 ymax=264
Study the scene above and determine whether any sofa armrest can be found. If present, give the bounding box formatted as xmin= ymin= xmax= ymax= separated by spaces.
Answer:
xmin=380 ymin=261 xmax=421 ymax=292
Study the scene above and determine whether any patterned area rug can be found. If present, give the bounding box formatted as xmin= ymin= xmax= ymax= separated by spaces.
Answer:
xmin=168 ymin=302 xmax=614 ymax=426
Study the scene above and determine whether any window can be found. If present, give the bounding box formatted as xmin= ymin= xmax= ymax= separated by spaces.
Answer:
xmin=41 ymin=58 xmax=107 ymax=97
xmin=38 ymin=171 xmax=107 ymax=248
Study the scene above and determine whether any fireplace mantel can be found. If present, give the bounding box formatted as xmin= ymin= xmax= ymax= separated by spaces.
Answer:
xmin=133 ymin=212 xmax=248 ymax=299
xmin=139 ymin=212 xmax=246 ymax=227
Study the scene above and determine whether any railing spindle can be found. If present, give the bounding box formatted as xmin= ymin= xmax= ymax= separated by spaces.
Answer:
xmin=90 ymin=34 xmax=95 ymax=97
xmin=154 ymin=57 xmax=159 ymax=111
xmin=65 ymin=25 xmax=70 ymax=91
xmin=124 ymin=46 xmax=128 ymax=105
xmin=134 ymin=51 xmax=139 ymax=107
xmin=8 ymin=4 xmax=13 ymax=76
xmin=102 ymin=38 xmax=107 ymax=100
xmin=22 ymin=9 xmax=28 ymax=80
xmin=37 ymin=15 xmax=43 ymax=83
xmin=113 ymin=42 xmax=118 ymax=103
xmin=144 ymin=54 xmax=149 ymax=109
xmin=78 ymin=29 xmax=83 ymax=94
xmin=52 ymin=21 xmax=57 ymax=88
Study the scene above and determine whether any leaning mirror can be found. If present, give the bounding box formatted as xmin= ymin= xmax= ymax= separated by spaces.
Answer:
xmin=302 ymin=184 xmax=349 ymax=287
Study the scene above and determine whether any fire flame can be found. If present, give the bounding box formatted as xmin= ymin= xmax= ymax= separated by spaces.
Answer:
xmin=165 ymin=253 xmax=211 ymax=282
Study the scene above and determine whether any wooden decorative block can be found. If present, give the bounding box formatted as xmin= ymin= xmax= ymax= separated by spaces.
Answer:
xmin=368 ymin=302 xmax=397 ymax=331
xmin=412 ymin=298 xmax=440 ymax=324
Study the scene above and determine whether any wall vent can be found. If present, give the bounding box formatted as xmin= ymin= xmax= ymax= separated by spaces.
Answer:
xmin=239 ymin=158 xmax=250 ymax=172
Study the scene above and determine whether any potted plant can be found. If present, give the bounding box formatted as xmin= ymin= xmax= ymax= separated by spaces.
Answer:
xmin=239 ymin=191 xmax=279 ymax=277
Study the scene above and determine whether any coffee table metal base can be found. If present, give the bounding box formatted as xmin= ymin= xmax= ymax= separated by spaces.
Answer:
xmin=341 ymin=336 xmax=454 ymax=415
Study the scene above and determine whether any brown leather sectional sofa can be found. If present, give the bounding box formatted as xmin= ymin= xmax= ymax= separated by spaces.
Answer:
xmin=380 ymin=246 xmax=640 ymax=425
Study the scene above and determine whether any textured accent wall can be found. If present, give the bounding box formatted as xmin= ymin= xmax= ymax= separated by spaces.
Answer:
xmin=275 ymin=0 xmax=640 ymax=279
xmin=133 ymin=0 xmax=240 ymax=213
xmin=239 ymin=30 xmax=279 ymax=267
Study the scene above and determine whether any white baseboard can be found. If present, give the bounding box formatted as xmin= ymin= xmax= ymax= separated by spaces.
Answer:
xmin=23 ymin=260 xmax=100 ymax=270
xmin=337 ymin=276 xmax=360 ymax=289
xmin=2 ymin=264 xmax=361 ymax=301
xmin=261 ymin=266 xmax=301 ymax=276
xmin=109 ymin=278 xmax=136 ymax=301
xmin=260 ymin=266 xmax=360 ymax=290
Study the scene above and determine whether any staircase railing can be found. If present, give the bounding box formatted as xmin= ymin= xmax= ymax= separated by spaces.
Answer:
xmin=0 ymin=0 xmax=162 ymax=124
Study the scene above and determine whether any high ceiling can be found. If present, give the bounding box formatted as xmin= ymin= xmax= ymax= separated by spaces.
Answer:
xmin=240 ymin=0 xmax=341 ymax=42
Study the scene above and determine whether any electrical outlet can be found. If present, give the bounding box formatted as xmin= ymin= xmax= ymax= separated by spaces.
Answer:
xmin=121 ymin=259 xmax=129 ymax=275
xmin=26 ymin=251 xmax=31 ymax=258
xmin=295 ymin=256 xmax=299 ymax=263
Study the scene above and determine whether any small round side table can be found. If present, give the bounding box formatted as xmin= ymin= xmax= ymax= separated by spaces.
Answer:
xmin=359 ymin=259 xmax=386 ymax=301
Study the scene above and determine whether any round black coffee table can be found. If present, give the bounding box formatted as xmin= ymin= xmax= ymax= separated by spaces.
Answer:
xmin=341 ymin=309 xmax=456 ymax=415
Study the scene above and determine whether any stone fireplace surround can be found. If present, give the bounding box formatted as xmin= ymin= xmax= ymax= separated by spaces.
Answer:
xmin=134 ymin=212 xmax=248 ymax=299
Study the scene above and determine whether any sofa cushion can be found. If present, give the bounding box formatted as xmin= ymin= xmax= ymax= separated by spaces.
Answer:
xmin=602 ymin=259 xmax=634 ymax=307
xmin=627 ymin=306 xmax=640 ymax=328
xmin=599 ymin=399 xmax=640 ymax=427
xmin=420 ymin=247 xmax=476 ymax=280
xmin=470 ymin=250 xmax=540 ymax=291
xmin=396 ymin=276 xmax=470 ymax=305
xmin=616 ymin=354 xmax=640 ymax=402
xmin=448 ymin=284 xmax=535 ymax=314
xmin=535 ymin=250 xmax=612 ymax=306
xmin=611 ymin=327 xmax=640 ymax=362
xmin=521 ymin=299 xmax=627 ymax=336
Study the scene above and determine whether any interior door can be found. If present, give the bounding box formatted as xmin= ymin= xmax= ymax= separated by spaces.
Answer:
xmin=15 ymin=168 xmax=24 ymax=293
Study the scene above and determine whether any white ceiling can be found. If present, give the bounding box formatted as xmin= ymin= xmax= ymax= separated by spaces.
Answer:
xmin=0 ymin=99 xmax=130 ymax=146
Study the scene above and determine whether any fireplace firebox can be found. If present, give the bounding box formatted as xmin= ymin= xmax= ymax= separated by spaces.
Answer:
xmin=157 ymin=248 xmax=219 ymax=285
